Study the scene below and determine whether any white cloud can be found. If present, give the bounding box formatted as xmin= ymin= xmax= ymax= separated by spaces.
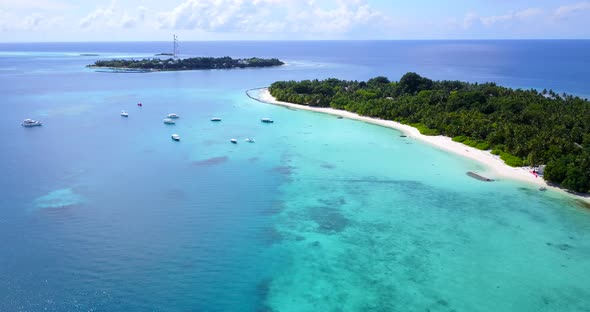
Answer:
xmin=463 ymin=12 xmax=478 ymax=29
xmin=0 ymin=9 xmax=64 ymax=31
xmin=79 ymin=1 xmax=116 ymax=28
xmin=120 ymin=14 xmax=137 ymax=29
xmin=0 ymin=0 xmax=71 ymax=11
xmin=156 ymin=0 xmax=391 ymax=34
xmin=463 ymin=7 xmax=544 ymax=28
xmin=515 ymin=8 xmax=544 ymax=19
xmin=555 ymin=1 xmax=590 ymax=19
xmin=138 ymin=6 xmax=147 ymax=23
xmin=24 ymin=13 xmax=45 ymax=30
xmin=78 ymin=1 xmax=150 ymax=30
xmin=480 ymin=13 xmax=513 ymax=26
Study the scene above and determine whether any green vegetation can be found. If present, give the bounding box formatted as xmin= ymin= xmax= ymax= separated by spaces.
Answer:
xmin=409 ymin=123 xmax=440 ymax=136
xmin=89 ymin=57 xmax=284 ymax=71
xmin=500 ymin=152 xmax=525 ymax=167
xmin=269 ymin=73 xmax=590 ymax=193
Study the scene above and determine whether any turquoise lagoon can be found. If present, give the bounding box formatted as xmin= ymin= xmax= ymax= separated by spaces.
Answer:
xmin=1 ymin=41 xmax=590 ymax=311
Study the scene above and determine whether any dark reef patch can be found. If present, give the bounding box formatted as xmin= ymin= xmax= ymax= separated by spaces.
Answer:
xmin=320 ymin=163 xmax=335 ymax=169
xmin=546 ymin=242 xmax=574 ymax=251
xmin=319 ymin=198 xmax=347 ymax=208
xmin=515 ymin=207 xmax=547 ymax=224
xmin=348 ymin=178 xmax=423 ymax=188
xmin=269 ymin=166 xmax=294 ymax=176
xmin=309 ymin=206 xmax=350 ymax=234
xmin=192 ymin=156 xmax=228 ymax=167
xmin=256 ymin=278 xmax=275 ymax=312
xmin=258 ymin=227 xmax=284 ymax=245
xmin=259 ymin=200 xmax=285 ymax=215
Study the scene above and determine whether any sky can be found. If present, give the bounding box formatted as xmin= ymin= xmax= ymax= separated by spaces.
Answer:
xmin=1 ymin=0 xmax=590 ymax=41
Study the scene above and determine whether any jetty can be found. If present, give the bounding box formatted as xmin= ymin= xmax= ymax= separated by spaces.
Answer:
xmin=466 ymin=171 xmax=494 ymax=182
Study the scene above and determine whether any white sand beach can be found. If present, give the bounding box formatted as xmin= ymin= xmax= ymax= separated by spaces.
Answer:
xmin=256 ymin=88 xmax=590 ymax=204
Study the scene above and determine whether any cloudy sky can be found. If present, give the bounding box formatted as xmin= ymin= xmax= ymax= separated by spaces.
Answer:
xmin=1 ymin=0 xmax=589 ymax=41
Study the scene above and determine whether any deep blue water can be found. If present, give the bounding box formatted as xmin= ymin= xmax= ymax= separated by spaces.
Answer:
xmin=1 ymin=41 xmax=590 ymax=311
xmin=2 ymin=40 xmax=589 ymax=97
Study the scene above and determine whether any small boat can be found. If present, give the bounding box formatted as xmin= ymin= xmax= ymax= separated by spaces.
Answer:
xmin=400 ymin=134 xmax=407 ymax=137
xmin=21 ymin=119 xmax=42 ymax=127
xmin=167 ymin=113 xmax=180 ymax=118
xmin=245 ymin=138 xmax=255 ymax=143
xmin=211 ymin=118 xmax=222 ymax=122
xmin=230 ymin=138 xmax=238 ymax=144
xmin=171 ymin=134 xmax=180 ymax=141
xmin=261 ymin=118 xmax=274 ymax=123
xmin=137 ymin=103 xmax=143 ymax=107
xmin=120 ymin=111 xmax=129 ymax=117
xmin=163 ymin=118 xmax=175 ymax=124
xmin=539 ymin=187 xmax=547 ymax=191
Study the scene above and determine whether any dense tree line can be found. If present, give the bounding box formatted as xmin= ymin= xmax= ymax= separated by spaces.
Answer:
xmin=90 ymin=57 xmax=284 ymax=70
xmin=269 ymin=73 xmax=590 ymax=193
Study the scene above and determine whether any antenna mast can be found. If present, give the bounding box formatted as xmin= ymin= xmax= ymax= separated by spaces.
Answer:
xmin=173 ymin=34 xmax=179 ymax=59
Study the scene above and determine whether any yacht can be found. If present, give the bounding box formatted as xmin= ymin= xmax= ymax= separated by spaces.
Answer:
xmin=230 ymin=138 xmax=238 ymax=144
xmin=167 ymin=113 xmax=180 ymax=118
xmin=121 ymin=111 xmax=129 ymax=117
xmin=171 ymin=134 xmax=180 ymax=141
xmin=163 ymin=118 xmax=176 ymax=124
xmin=261 ymin=118 xmax=274 ymax=123
xmin=21 ymin=119 xmax=42 ymax=127
xmin=211 ymin=118 xmax=222 ymax=122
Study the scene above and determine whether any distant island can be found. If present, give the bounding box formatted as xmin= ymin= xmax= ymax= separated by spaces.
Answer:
xmin=269 ymin=73 xmax=590 ymax=194
xmin=88 ymin=56 xmax=284 ymax=71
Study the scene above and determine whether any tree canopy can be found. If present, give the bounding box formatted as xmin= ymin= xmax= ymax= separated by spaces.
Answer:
xmin=269 ymin=72 xmax=590 ymax=193
xmin=90 ymin=57 xmax=284 ymax=71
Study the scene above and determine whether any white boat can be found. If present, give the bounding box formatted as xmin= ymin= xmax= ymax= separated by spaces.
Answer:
xmin=167 ymin=113 xmax=180 ymax=118
xmin=163 ymin=118 xmax=175 ymax=124
xmin=261 ymin=118 xmax=274 ymax=123
xmin=121 ymin=111 xmax=129 ymax=117
xmin=245 ymin=138 xmax=255 ymax=143
xmin=230 ymin=138 xmax=238 ymax=144
xmin=171 ymin=134 xmax=180 ymax=141
xmin=21 ymin=119 xmax=42 ymax=127
xmin=211 ymin=118 xmax=222 ymax=122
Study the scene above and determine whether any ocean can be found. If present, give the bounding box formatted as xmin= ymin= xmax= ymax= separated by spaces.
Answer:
xmin=1 ymin=40 xmax=590 ymax=311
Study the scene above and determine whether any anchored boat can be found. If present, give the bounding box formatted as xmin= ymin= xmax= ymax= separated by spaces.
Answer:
xmin=21 ymin=119 xmax=42 ymax=127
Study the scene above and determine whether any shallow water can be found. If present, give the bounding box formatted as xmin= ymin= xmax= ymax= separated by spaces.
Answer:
xmin=1 ymin=41 xmax=590 ymax=311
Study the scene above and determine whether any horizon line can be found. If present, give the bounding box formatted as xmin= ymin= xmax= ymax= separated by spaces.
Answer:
xmin=1 ymin=38 xmax=590 ymax=44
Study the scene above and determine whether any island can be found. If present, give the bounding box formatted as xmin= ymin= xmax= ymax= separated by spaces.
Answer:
xmin=88 ymin=56 xmax=284 ymax=71
xmin=268 ymin=73 xmax=590 ymax=194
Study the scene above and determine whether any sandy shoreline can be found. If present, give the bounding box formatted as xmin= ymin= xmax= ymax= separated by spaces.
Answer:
xmin=253 ymin=88 xmax=590 ymax=204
